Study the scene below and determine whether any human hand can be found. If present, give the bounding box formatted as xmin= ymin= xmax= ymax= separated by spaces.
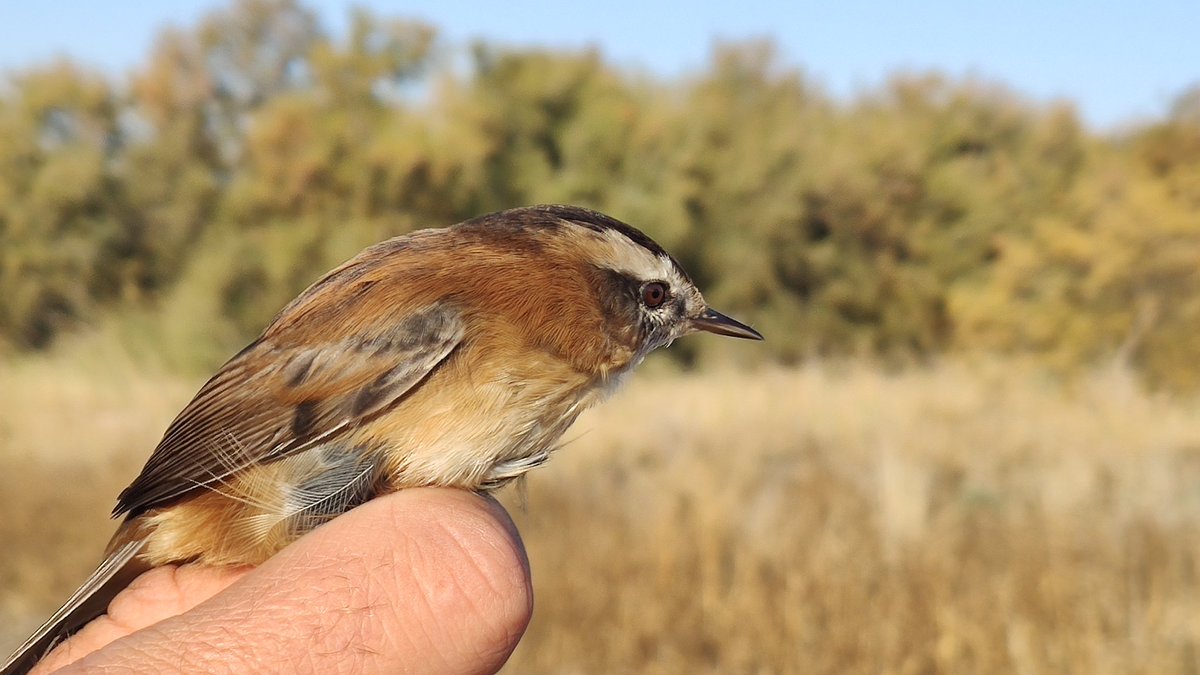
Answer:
xmin=31 ymin=488 xmax=532 ymax=674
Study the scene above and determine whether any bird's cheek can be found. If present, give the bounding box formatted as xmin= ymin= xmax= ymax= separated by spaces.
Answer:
xmin=645 ymin=325 xmax=678 ymax=353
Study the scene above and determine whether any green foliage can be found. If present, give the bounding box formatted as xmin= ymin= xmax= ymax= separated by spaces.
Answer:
xmin=1 ymin=0 xmax=1198 ymax=389
xmin=0 ymin=62 xmax=125 ymax=347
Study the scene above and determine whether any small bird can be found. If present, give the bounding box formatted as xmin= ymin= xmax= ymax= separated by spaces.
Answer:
xmin=3 ymin=204 xmax=761 ymax=673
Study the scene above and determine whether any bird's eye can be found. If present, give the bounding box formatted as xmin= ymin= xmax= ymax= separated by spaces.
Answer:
xmin=641 ymin=282 xmax=668 ymax=308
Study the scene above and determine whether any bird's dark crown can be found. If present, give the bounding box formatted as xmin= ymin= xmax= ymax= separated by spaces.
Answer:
xmin=457 ymin=204 xmax=690 ymax=283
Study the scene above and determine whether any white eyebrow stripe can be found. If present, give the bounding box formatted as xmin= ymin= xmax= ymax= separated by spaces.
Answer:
xmin=589 ymin=226 xmax=678 ymax=281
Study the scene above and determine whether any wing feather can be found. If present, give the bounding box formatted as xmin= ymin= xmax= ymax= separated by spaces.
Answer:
xmin=115 ymin=302 xmax=463 ymax=518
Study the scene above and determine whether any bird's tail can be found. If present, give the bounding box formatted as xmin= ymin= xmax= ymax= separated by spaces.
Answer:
xmin=2 ymin=539 xmax=148 ymax=675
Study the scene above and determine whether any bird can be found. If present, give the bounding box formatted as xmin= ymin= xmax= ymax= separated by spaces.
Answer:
xmin=3 ymin=204 xmax=762 ymax=673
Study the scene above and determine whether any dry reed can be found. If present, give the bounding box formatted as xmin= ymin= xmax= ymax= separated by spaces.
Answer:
xmin=2 ymin=356 xmax=1199 ymax=673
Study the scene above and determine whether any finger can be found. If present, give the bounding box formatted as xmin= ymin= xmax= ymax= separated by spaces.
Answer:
xmin=33 ymin=565 xmax=250 ymax=674
xmin=58 ymin=488 xmax=533 ymax=674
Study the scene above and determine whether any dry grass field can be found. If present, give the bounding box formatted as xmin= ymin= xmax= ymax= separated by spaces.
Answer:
xmin=3 ymin=354 xmax=1200 ymax=673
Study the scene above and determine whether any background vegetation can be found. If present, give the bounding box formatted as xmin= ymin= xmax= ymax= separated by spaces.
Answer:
xmin=3 ymin=0 xmax=1200 ymax=672
xmin=2 ymin=0 xmax=1198 ymax=388
xmin=4 ymin=361 xmax=1200 ymax=673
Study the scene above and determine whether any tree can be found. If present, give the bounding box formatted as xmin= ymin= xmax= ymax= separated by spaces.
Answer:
xmin=0 ymin=62 xmax=124 ymax=347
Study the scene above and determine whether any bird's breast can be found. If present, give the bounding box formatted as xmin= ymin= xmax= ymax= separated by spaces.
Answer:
xmin=351 ymin=343 xmax=608 ymax=490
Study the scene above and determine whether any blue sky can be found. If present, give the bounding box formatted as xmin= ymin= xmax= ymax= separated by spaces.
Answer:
xmin=1 ymin=0 xmax=1196 ymax=130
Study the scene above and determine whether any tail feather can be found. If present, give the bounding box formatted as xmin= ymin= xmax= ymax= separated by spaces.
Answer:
xmin=2 ymin=540 xmax=148 ymax=675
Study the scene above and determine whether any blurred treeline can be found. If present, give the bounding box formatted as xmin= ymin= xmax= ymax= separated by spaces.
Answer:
xmin=2 ymin=0 xmax=1199 ymax=387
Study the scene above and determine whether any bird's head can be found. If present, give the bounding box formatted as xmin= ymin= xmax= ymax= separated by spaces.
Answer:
xmin=457 ymin=205 xmax=763 ymax=372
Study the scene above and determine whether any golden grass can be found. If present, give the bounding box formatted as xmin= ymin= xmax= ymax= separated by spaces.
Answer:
xmin=3 ymin=356 xmax=1200 ymax=673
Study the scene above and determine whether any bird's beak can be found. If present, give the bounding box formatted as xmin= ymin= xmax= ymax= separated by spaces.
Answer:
xmin=690 ymin=307 xmax=764 ymax=340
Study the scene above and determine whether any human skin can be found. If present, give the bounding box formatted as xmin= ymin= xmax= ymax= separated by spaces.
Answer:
xmin=30 ymin=488 xmax=533 ymax=674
